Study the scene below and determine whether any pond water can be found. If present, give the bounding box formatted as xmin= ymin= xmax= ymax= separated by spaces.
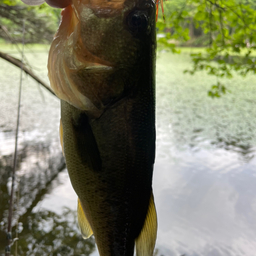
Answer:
xmin=1 ymin=47 xmax=256 ymax=256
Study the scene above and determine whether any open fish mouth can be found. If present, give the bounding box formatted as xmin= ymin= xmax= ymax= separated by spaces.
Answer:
xmin=47 ymin=0 xmax=156 ymax=117
xmin=48 ymin=3 xmax=143 ymax=117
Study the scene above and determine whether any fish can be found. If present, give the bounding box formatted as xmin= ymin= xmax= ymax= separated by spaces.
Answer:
xmin=21 ymin=0 xmax=157 ymax=255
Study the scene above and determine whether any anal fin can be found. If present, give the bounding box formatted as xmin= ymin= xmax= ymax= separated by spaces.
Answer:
xmin=136 ymin=192 xmax=157 ymax=256
xmin=77 ymin=198 xmax=93 ymax=239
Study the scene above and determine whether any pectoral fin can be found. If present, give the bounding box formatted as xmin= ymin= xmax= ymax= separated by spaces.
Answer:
xmin=77 ymin=198 xmax=93 ymax=239
xmin=136 ymin=192 xmax=157 ymax=256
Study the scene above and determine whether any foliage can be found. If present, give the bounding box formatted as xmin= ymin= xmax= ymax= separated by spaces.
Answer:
xmin=157 ymin=0 xmax=256 ymax=97
xmin=1 ymin=0 xmax=256 ymax=96
xmin=0 ymin=0 xmax=60 ymax=43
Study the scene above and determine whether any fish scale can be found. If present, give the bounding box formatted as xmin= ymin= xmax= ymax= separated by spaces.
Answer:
xmin=61 ymin=64 xmax=155 ymax=255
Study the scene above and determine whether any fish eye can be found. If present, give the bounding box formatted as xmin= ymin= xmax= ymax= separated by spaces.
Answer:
xmin=127 ymin=10 xmax=149 ymax=34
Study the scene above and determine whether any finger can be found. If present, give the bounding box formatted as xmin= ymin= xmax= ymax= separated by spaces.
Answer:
xmin=45 ymin=0 xmax=72 ymax=8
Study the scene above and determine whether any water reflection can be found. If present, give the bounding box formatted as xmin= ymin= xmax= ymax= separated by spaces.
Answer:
xmin=17 ymin=208 xmax=95 ymax=256
xmin=154 ymin=52 xmax=256 ymax=256
xmin=154 ymin=152 xmax=256 ymax=256
xmin=0 ymin=141 xmax=65 ymax=255
xmin=0 ymin=48 xmax=65 ymax=255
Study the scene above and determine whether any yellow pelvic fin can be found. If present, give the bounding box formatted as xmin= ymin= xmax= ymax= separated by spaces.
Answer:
xmin=77 ymin=198 xmax=93 ymax=239
xmin=59 ymin=119 xmax=64 ymax=156
xmin=136 ymin=192 xmax=158 ymax=256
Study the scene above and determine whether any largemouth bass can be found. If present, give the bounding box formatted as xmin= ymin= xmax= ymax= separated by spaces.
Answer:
xmin=22 ymin=0 xmax=157 ymax=255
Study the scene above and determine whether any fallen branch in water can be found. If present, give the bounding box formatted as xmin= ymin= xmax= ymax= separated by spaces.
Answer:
xmin=0 ymin=51 xmax=56 ymax=97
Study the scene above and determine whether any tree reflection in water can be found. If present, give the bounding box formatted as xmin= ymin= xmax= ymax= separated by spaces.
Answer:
xmin=17 ymin=208 xmax=95 ymax=256
xmin=0 ymin=142 xmax=96 ymax=256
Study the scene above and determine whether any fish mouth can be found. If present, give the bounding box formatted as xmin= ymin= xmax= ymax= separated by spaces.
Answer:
xmin=48 ymin=1 xmax=146 ymax=117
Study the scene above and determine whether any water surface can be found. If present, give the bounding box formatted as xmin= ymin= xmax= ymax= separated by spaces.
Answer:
xmin=154 ymin=52 xmax=256 ymax=256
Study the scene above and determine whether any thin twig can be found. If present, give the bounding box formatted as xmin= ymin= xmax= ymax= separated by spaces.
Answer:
xmin=15 ymin=181 xmax=20 ymax=256
xmin=6 ymin=19 xmax=25 ymax=256
xmin=0 ymin=50 xmax=56 ymax=97
xmin=0 ymin=24 xmax=31 ymax=69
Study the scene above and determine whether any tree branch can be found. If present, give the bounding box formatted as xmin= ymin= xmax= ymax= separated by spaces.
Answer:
xmin=0 ymin=51 xmax=56 ymax=97
xmin=205 ymin=0 xmax=226 ymax=11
